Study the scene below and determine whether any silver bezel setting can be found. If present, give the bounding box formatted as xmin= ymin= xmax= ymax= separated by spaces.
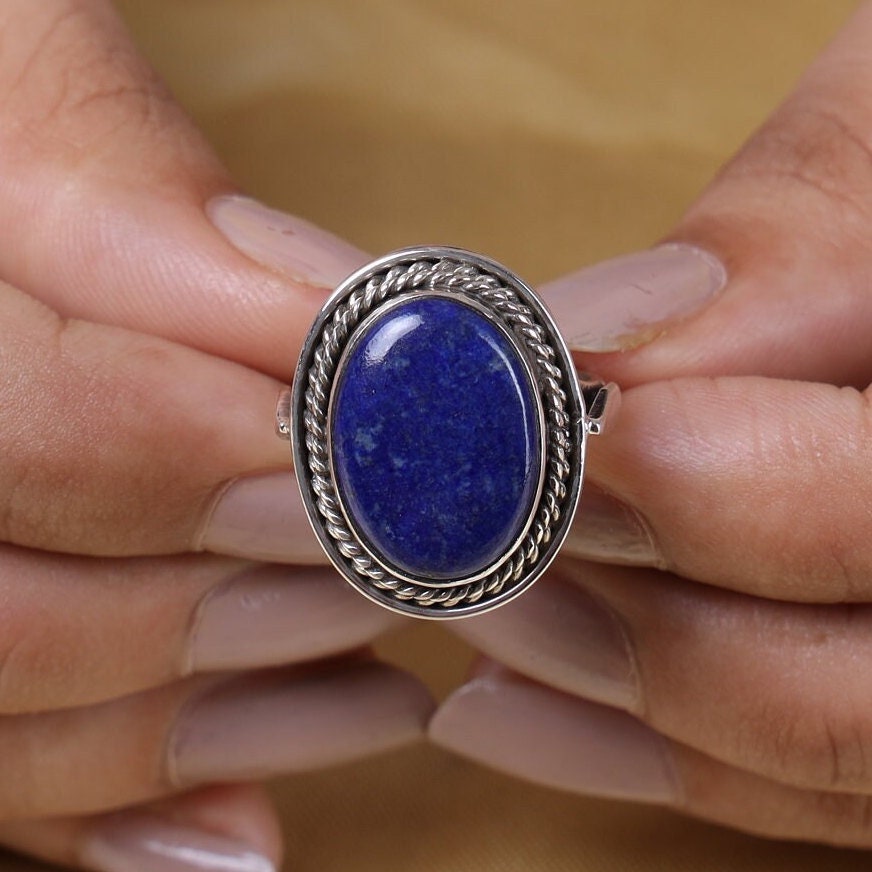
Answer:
xmin=325 ymin=290 xmax=548 ymax=590
xmin=291 ymin=246 xmax=588 ymax=619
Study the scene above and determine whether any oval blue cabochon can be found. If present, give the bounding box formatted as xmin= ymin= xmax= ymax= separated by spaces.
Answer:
xmin=331 ymin=295 xmax=542 ymax=580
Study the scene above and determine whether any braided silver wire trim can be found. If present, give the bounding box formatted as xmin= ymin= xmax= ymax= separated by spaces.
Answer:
xmin=302 ymin=257 xmax=572 ymax=609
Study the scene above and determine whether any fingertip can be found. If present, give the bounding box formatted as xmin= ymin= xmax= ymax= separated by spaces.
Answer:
xmin=143 ymin=784 xmax=284 ymax=871
xmin=430 ymin=670 xmax=678 ymax=805
xmin=168 ymin=660 xmax=436 ymax=788
xmin=186 ymin=564 xmax=404 ymax=675
xmin=0 ymin=785 xmax=283 ymax=872
xmin=448 ymin=573 xmax=639 ymax=710
xmin=80 ymin=809 xmax=279 ymax=872
xmin=540 ymin=243 xmax=726 ymax=357
xmin=207 ymin=194 xmax=369 ymax=291
xmin=197 ymin=472 xmax=325 ymax=565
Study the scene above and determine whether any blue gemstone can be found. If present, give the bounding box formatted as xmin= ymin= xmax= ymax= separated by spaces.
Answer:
xmin=331 ymin=296 xmax=541 ymax=579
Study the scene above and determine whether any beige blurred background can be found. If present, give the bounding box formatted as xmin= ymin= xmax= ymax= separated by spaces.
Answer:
xmin=8 ymin=1 xmax=870 ymax=869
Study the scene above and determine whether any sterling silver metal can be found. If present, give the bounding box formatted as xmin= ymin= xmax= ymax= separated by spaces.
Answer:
xmin=278 ymin=246 xmax=619 ymax=619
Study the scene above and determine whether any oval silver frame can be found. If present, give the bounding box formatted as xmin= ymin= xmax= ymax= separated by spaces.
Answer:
xmin=325 ymin=290 xmax=548 ymax=590
xmin=291 ymin=246 xmax=588 ymax=619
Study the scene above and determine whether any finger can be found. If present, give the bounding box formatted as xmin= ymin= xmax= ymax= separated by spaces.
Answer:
xmin=541 ymin=0 xmax=872 ymax=388
xmin=431 ymin=665 xmax=872 ymax=849
xmin=451 ymin=561 xmax=872 ymax=794
xmin=0 ymin=784 xmax=281 ymax=872
xmin=0 ymin=0 xmax=365 ymax=378
xmin=0 ymin=548 xmax=400 ymax=713
xmin=0 ymin=658 xmax=431 ymax=819
xmin=0 ymin=281 xmax=313 ymax=560
xmin=570 ymin=376 xmax=872 ymax=601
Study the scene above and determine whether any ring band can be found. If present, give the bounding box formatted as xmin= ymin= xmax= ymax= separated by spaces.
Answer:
xmin=277 ymin=247 xmax=619 ymax=619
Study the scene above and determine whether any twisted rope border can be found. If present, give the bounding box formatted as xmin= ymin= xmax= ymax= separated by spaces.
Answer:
xmin=302 ymin=257 xmax=574 ymax=610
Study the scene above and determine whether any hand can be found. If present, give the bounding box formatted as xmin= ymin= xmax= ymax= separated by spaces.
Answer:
xmin=431 ymin=0 xmax=872 ymax=849
xmin=0 ymin=1 xmax=432 ymax=869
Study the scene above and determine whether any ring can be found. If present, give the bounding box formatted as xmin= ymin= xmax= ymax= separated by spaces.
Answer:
xmin=276 ymin=246 xmax=619 ymax=619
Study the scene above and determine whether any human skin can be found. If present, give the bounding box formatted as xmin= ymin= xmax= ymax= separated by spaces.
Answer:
xmin=2 ymin=0 xmax=872 ymax=867
xmin=0 ymin=2 xmax=434 ymax=869
xmin=432 ymin=0 xmax=872 ymax=850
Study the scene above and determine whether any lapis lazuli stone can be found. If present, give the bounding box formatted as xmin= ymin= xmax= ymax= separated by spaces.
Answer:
xmin=331 ymin=296 xmax=541 ymax=580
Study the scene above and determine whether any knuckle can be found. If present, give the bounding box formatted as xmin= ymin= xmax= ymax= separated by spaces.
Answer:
xmin=0 ymin=604 xmax=55 ymax=715
xmin=724 ymin=100 xmax=872 ymax=229
xmin=812 ymin=387 xmax=872 ymax=599
xmin=0 ymin=299 xmax=204 ymax=554
xmin=760 ymin=703 xmax=872 ymax=791
xmin=0 ymin=549 xmax=88 ymax=715
xmin=1 ymin=3 xmax=174 ymax=164
xmin=814 ymin=793 xmax=872 ymax=845
xmin=0 ymin=316 xmax=89 ymax=547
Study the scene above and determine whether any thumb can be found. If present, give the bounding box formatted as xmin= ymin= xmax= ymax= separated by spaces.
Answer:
xmin=0 ymin=0 xmax=367 ymax=379
xmin=541 ymin=0 xmax=872 ymax=389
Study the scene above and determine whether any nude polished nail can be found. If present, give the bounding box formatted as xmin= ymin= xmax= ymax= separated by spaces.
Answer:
xmin=82 ymin=813 xmax=274 ymax=872
xmin=430 ymin=671 xmax=678 ymax=804
xmin=540 ymin=243 xmax=727 ymax=352
xmin=208 ymin=195 xmax=369 ymax=288
xmin=167 ymin=662 xmax=433 ymax=786
xmin=565 ymin=483 xmax=663 ymax=567
xmin=199 ymin=472 xmax=324 ymax=564
xmin=451 ymin=574 xmax=640 ymax=709
xmin=187 ymin=565 xmax=402 ymax=673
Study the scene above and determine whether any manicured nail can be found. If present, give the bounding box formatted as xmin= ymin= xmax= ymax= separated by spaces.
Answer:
xmin=209 ymin=194 xmax=368 ymax=288
xmin=187 ymin=565 xmax=403 ymax=673
xmin=450 ymin=575 xmax=639 ymax=709
xmin=82 ymin=812 xmax=274 ymax=872
xmin=168 ymin=662 xmax=433 ymax=786
xmin=565 ymin=483 xmax=663 ymax=567
xmin=199 ymin=472 xmax=323 ymax=564
xmin=541 ymin=243 xmax=727 ymax=352
xmin=430 ymin=671 xmax=679 ymax=804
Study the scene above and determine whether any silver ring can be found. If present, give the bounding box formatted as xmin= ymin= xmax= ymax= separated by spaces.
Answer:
xmin=277 ymin=246 xmax=619 ymax=619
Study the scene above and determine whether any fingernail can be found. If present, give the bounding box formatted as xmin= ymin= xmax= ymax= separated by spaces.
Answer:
xmin=82 ymin=812 xmax=274 ymax=872
xmin=199 ymin=472 xmax=323 ymax=564
xmin=168 ymin=662 xmax=433 ymax=786
xmin=565 ymin=483 xmax=663 ymax=567
xmin=187 ymin=565 xmax=403 ymax=673
xmin=209 ymin=194 xmax=369 ymax=288
xmin=430 ymin=672 xmax=679 ymax=804
xmin=541 ymin=243 xmax=727 ymax=352
xmin=451 ymin=575 xmax=639 ymax=710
